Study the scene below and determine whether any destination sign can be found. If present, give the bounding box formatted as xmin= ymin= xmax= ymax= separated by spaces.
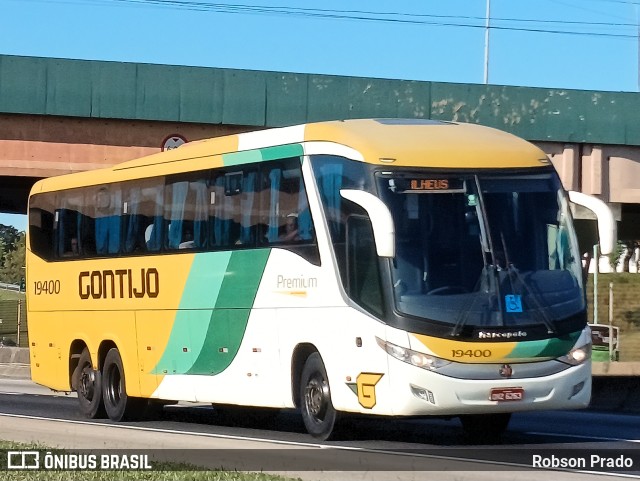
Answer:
xmin=391 ymin=177 xmax=465 ymax=193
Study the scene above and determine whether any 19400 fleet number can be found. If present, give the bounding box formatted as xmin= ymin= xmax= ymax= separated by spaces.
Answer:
xmin=33 ymin=280 xmax=61 ymax=295
xmin=451 ymin=349 xmax=492 ymax=358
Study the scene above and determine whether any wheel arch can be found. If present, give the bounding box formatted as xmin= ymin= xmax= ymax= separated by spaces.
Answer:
xmin=97 ymin=340 xmax=118 ymax=372
xmin=68 ymin=339 xmax=119 ymax=391
xmin=290 ymin=343 xmax=319 ymax=408
xmin=68 ymin=339 xmax=89 ymax=391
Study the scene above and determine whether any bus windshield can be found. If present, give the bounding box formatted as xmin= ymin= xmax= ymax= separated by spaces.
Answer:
xmin=377 ymin=171 xmax=585 ymax=333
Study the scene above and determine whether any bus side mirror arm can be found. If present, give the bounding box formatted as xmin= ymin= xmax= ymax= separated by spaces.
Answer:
xmin=568 ymin=191 xmax=617 ymax=255
xmin=340 ymin=189 xmax=395 ymax=258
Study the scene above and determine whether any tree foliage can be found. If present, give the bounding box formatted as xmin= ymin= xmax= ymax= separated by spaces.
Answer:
xmin=0 ymin=232 xmax=25 ymax=284
xmin=0 ymin=225 xmax=25 ymax=285
xmin=0 ymin=224 xmax=20 ymax=253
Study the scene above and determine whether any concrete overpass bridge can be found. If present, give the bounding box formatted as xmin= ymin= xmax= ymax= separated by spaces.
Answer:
xmin=1 ymin=54 xmax=640 ymax=244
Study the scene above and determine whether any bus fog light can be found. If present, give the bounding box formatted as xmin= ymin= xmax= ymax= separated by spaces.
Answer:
xmin=411 ymin=384 xmax=435 ymax=404
xmin=570 ymin=381 xmax=585 ymax=399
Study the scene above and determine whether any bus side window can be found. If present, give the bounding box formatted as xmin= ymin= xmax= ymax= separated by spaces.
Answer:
xmin=261 ymin=158 xmax=319 ymax=265
xmin=57 ymin=212 xmax=83 ymax=258
xmin=262 ymin=158 xmax=314 ymax=245
xmin=28 ymin=193 xmax=56 ymax=261
xmin=164 ymin=174 xmax=210 ymax=251
xmin=94 ymin=185 xmax=123 ymax=255
xmin=239 ymin=171 xmax=258 ymax=245
xmin=144 ymin=182 xmax=164 ymax=252
xmin=211 ymin=169 xmax=258 ymax=249
xmin=123 ymin=185 xmax=147 ymax=254
xmin=165 ymin=180 xmax=189 ymax=250
xmin=55 ymin=190 xmax=85 ymax=258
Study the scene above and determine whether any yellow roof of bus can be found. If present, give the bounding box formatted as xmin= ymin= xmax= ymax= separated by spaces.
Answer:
xmin=31 ymin=119 xmax=549 ymax=194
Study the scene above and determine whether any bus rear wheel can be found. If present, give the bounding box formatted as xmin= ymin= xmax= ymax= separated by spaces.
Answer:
xmin=75 ymin=348 xmax=105 ymax=419
xmin=102 ymin=348 xmax=145 ymax=421
xmin=299 ymin=352 xmax=338 ymax=440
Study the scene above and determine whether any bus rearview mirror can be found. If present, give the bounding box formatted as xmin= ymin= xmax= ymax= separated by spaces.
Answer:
xmin=568 ymin=190 xmax=616 ymax=255
xmin=340 ymin=189 xmax=395 ymax=258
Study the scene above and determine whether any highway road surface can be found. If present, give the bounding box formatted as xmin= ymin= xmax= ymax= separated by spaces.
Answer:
xmin=0 ymin=379 xmax=639 ymax=481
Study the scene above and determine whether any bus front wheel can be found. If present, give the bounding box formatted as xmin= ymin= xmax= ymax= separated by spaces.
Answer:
xmin=102 ymin=348 xmax=145 ymax=421
xmin=299 ymin=352 xmax=338 ymax=440
xmin=75 ymin=348 xmax=105 ymax=419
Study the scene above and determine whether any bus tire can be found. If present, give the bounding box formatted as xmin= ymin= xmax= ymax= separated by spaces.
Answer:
xmin=460 ymin=413 xmax=511 ymax=442
xmin=101 ymin=348 xmax=145 ymax=421
xmin=299 ymin=352 xmax=338 ymax=440
xmin=75 ymin=348 xmax=106 ymax=419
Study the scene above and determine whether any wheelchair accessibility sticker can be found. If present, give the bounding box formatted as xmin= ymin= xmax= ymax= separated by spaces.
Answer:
xmin=505 ymin=295 xmax=523 ymax=313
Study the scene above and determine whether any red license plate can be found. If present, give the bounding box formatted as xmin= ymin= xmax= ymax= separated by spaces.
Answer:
xmin=490 ymin=387 xmax=524 ymax=402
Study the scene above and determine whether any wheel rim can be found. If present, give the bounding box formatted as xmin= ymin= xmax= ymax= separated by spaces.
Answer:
xmin=304 ymin=373 xmax=329 ymax=424
xmin=79 ymin=365 xmax=95 ymax=401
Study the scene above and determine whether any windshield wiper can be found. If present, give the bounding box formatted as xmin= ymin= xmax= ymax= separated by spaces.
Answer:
xmin=500 ymin=231 xmax=557 ymax=335
xmin=450 ymin=262 xmax=499 ymax=337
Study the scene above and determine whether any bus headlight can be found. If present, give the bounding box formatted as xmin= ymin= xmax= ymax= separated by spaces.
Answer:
xmin=557 ymin=343 xmax=591 ymax=366
xmin=376 ymin=337 xmax=450 ymax=371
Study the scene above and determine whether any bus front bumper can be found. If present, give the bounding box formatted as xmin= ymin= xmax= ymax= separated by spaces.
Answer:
xmin=383 ymin=358 xmax=591 ymax=417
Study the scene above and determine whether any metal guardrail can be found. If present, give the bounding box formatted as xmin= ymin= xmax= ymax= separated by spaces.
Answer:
xmin=0 ymin=282 xmax=20 ymax=292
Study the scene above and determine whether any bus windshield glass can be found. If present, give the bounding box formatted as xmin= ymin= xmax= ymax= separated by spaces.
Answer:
xmin=377 ymin=171 xmax=584 ymax=333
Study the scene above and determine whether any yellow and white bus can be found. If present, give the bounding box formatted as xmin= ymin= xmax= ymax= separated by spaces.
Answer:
xmin=27 ymin=119 xmax=614 ymax=440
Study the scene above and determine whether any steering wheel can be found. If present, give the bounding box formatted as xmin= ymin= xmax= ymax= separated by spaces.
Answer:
xmin=426 ymin=286 xmax=468 ymax=296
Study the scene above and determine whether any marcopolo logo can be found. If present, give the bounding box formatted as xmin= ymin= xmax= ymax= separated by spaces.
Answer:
xmin=78 ymin=268 xmax=159 ymax=300
xmin=477 ymin=330 xmax=528 ymax=339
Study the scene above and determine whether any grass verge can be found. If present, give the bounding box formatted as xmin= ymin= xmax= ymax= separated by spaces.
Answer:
xmin=0 ymin=290 xmax=25 ymax=301
xmin=0 ymin=441 xmax=301 ymax=481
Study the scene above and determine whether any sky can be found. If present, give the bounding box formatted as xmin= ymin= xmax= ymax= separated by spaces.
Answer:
xmin=1 ymin=0 xmax=640 ymax=230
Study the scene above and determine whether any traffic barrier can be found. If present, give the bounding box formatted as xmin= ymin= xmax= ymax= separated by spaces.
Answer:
xmin=0 ymin=282 xmax=20 ymax=292
xmin=0 ymin=346 xmax=30 ymax=364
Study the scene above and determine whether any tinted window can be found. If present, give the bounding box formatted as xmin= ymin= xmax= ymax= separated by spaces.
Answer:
xmin=29 ymin=156 xmax=318 ymax=265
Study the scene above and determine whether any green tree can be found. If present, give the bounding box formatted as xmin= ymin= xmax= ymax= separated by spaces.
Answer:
xmin=0 ymin=224 xmax=20 ymax=251
xmin=0 ymin=232 xmax=25 ymax=284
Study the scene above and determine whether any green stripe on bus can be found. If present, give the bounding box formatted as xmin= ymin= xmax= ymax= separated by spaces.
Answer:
xmin=214 ymin=249 xmax=270 ymax=308
xmin=186 ymin=308 xmax=252 ymax=375
xmin=261 ymin=144 xmax=304 ymax=161
xmin=180 ymin=252 xmax=232 ymax=309
xmin=533 ymin=331 xmax=582 ymax=358
xmin=187 ymin=249 xmax=270 ymax=375
xmin=223 ymin=150 xmax=262 ymax=166
xmin=152 ymin=249 xmax=270 ymax=375
xmin=222 ymin=144 xmax=303 ymax=167
xmin=151 ymin=252 xmax=232 ymax=374
xmin=508 ymin=331 xmax=581 ymax=359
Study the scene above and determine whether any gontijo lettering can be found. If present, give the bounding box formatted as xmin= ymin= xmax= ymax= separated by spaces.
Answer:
xmin=78 ymin=268 xmax=159 ymax=299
